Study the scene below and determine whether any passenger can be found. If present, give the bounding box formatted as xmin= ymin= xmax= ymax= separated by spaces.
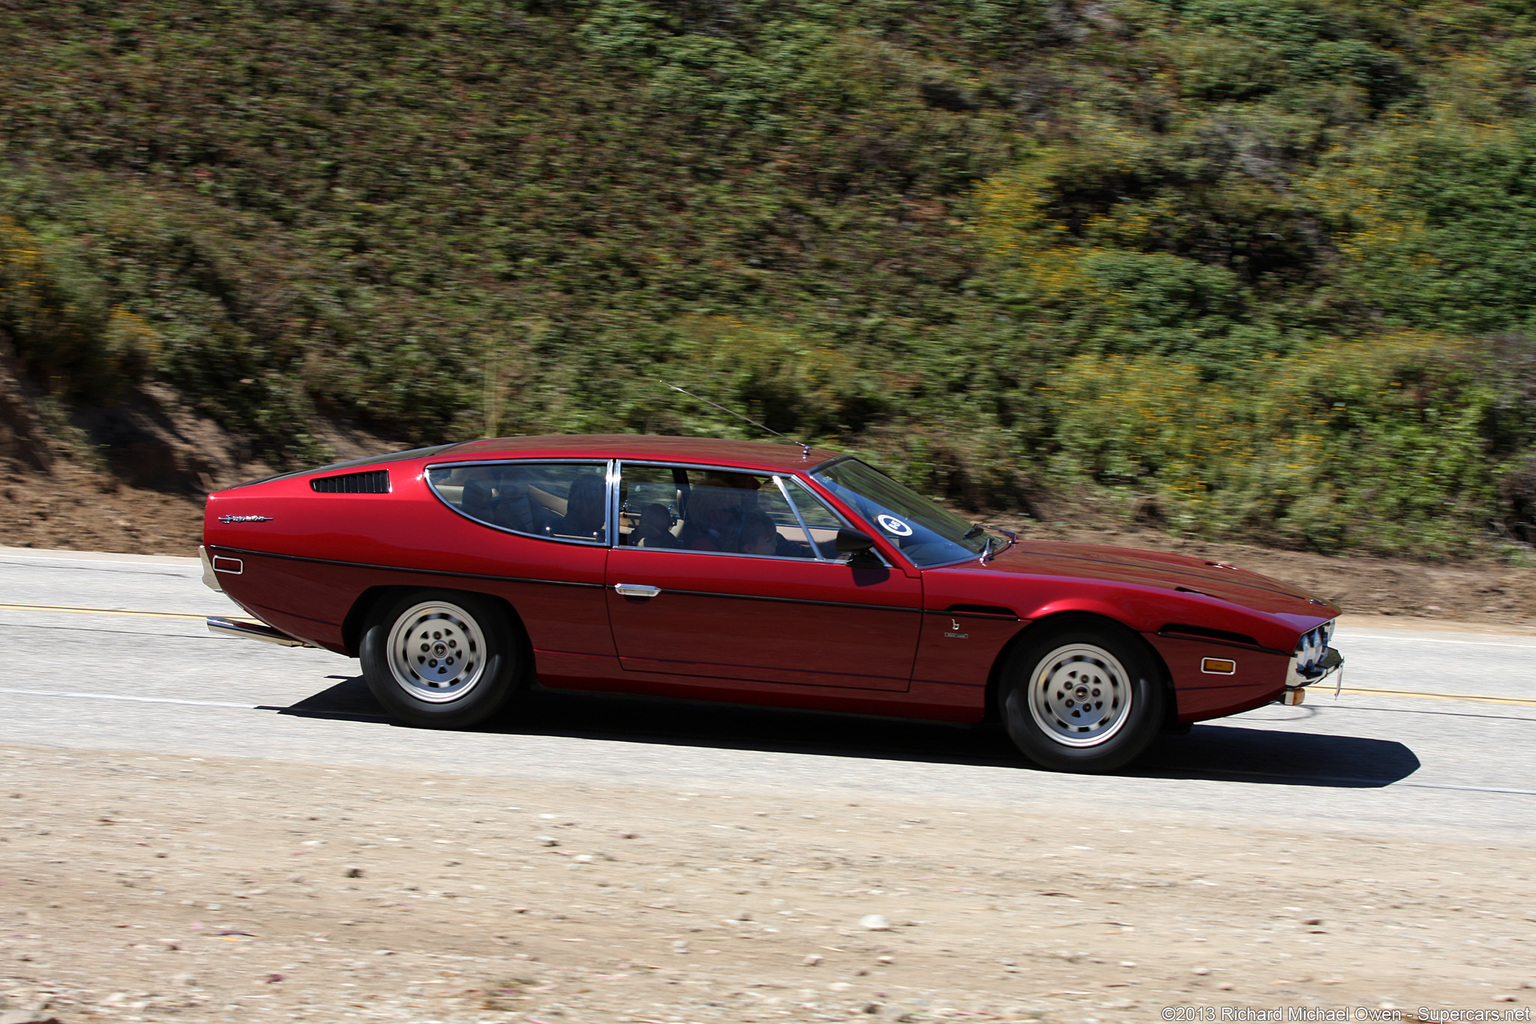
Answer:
xmin=678 ymin=485 xmax=742 ymax=552
xmin=461 ymin=465 xmax=547 ymax=535
xmin=738 ymin=510 xmax=780 ymax=556
xmin=553 ymin=472 xmax=606 ymax=541
xmin=629 ymin=503 xmax=678 ymax=548
xmin=488 ymin=465 xmax=548 ymax=534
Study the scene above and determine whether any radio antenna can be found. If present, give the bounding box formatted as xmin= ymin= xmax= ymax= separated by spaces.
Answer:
xmin=659 ymin=380 xmax=812 ymax=456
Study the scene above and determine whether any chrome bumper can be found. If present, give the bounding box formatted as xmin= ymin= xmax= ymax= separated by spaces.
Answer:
xmin=1281 ymin=647 xmax=1344 ymax=705
xmin=207 ymin=615 xmax=313 ymax=648
xmin=199 ymin=546 xmax=221 ymax=592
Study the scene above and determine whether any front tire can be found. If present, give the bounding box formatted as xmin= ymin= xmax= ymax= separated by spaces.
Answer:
xmin=360 ymin=590 xmax=522 ymax=729
xmin=1001 ymin=623 xmax=1165 ymax=773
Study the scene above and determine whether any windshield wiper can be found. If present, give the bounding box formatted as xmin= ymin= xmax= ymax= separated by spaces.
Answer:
xmin=970 ymin=523 xmax=1014 ymax=562
xmin=964 ymin=523 xmax=994 ymax=561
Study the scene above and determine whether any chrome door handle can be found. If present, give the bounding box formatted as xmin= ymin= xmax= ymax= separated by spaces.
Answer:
xmin=613 ymin=583 xmax=662 ymax=599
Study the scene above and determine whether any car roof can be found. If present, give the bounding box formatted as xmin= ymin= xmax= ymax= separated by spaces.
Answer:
xmin=437 ymin=434 xmax=845 ymax=473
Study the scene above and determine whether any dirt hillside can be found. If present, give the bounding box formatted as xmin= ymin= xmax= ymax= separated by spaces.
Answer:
xmin=3 ymin=366 xmax=1535 ymax=629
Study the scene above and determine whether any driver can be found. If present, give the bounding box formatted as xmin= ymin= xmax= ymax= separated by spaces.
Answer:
xmin=679 ymin=485 xmax=743 ymax=551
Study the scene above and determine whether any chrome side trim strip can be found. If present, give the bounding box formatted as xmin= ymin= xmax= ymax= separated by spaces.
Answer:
xmin=204 ymin=546 xmax=608 ymax=590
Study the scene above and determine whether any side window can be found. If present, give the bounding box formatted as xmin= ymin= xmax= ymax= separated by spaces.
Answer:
xmin=782 ymin=477 xmax=853 ymax=559
xmin=427 ymin=462 xmax=609 ymax=543
xmin=619 ymin=465 xmax=816 ymax=558
xmin=620 ymin=465 xmax=683 ymax=548
xmin=748 ymin=476 xmax=815 ymax=558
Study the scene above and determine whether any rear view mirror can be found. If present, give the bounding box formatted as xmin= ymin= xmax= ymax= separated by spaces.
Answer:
xmin=836 ymin=528 xmax=884 ymax=567
xmin=836 ymin=528 xmax=875 ymax=552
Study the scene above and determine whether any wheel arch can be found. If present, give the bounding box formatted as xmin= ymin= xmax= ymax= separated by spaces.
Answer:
xmin=983 ymin=610 xmax=1176 ymax=726
xmin=343 ymin=584 xmax=533 ymax=676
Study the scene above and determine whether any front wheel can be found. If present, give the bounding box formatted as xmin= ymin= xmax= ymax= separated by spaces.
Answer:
xmin=360 ymin=590 xmax=523 ymax=729
xmin=1001 ymin=624 xmax=1165 ymax=773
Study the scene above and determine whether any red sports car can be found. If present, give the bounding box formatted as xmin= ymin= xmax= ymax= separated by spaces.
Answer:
xmin=201 ymin=434 xmax=1343 ymax=772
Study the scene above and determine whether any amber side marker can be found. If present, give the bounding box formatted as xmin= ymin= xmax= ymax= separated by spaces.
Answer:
xmin=1200 ymin=657 xmax=1237 ymax=675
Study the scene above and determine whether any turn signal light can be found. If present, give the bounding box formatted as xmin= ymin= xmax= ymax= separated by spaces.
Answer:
xmin=1200 ymin=657 xmax=1236 ymax=675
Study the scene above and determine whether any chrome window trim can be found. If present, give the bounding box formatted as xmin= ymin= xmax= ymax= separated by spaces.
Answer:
xmin=615 ymin=459 xmax=833 ymax=562
xmin=772 ymin=474 xmax=824 ymax=560
xmin=807 ymin=458 xmax=981 ymax=570
xmin=781 ymin=474 xmax=892 ymax=568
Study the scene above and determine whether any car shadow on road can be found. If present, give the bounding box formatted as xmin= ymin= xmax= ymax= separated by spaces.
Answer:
xmin=1134 ymin=725 xmax=1421 ymax=787
xmin=272 ymin=676 xmax=1420 ymax=787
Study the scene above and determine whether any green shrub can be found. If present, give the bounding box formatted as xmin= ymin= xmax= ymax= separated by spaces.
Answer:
xmin=1047 ymin=334 xmax=1496 ymax=555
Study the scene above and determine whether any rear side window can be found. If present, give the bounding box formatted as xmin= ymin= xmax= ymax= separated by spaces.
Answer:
xmin=427 ymin=462 xmax=609 ymax=543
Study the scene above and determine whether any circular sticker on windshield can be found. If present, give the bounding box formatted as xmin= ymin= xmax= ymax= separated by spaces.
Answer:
xmin=876 ymin=514 xmax=913 ymax=537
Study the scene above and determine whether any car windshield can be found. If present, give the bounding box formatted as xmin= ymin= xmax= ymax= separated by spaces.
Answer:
xmin=811 ymin=458 xmax=997 ymax=567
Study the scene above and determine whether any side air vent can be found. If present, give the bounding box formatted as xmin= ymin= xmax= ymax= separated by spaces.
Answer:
xmin=311 ymin=470 xmax=391 ymax=494
xmin=1158 ymin=623 xmax=1262 ymax=648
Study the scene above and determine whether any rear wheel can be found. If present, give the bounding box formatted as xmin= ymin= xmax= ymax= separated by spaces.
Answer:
xmin=360 ymin=590 xmax=522 ymax=728
xmin=1001 ymin=623 xmax=1164 ymax=773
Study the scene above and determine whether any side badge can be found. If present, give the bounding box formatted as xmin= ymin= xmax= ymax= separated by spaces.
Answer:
xmin=944 ymin=617 xmax=969 ymax=640
xmin=219 ymin=514 xmax=274 ymax=524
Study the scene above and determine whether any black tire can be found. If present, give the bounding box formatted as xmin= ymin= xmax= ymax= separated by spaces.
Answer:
xmin=1000 ymin=622 xmax=1165 ymax=773
xmin=359 ymin=590 xmax=523 ymax=729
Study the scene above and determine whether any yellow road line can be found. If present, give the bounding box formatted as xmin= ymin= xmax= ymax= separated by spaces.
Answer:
xmin=1337 ymin=686 xmax=1536 ymax=708
xmin=3 ymin=603 xmax=1534 ymax=708
xmin=0 ymin=602 xmax=205 ymax=621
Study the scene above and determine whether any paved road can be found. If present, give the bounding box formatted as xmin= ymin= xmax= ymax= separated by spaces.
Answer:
xmin=2 ymin=546 xmax=1533 ymax=842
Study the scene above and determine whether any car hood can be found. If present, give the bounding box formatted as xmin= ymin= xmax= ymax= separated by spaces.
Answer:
xmin=956 ymin=539 xmax=1339 ymax=619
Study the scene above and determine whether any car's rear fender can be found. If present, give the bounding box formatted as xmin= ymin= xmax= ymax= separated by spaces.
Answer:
xmin=981 ymin=611 xmax=1176 ymax=726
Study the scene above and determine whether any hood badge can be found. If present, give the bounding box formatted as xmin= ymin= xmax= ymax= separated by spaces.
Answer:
xmin=219 ymin=514 xmax=274 ymax=524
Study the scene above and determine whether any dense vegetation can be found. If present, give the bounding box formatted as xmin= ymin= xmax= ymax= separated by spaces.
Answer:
xmin=4 ymin=0 xmax=1536 ymax=555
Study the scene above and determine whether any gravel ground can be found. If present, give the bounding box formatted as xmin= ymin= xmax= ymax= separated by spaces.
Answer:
xmin=2 ymin=745 xmax=1533 ymax=1024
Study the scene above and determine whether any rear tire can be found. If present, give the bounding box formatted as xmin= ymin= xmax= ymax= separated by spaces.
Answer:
xmin=1000 ymin=623 xmax=1165 ymax=773
xmin=360 ymin=590 xmax=522 ymax=729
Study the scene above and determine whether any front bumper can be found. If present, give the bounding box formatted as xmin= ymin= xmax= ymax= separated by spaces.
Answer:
xmin=1280 ymin=646 xmax=1344 ymax=705
xmin=1280 ymin=619 xmax=1343 ymax=705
